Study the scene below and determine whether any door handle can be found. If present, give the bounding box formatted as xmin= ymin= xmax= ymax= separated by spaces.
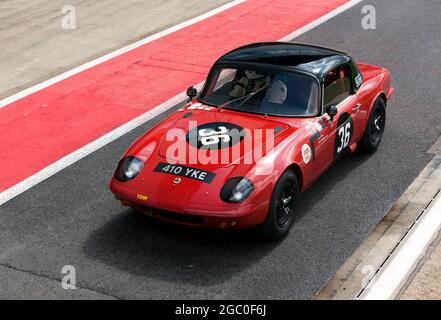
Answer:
xmin=352 ymin=103 xmax=362 ymax=111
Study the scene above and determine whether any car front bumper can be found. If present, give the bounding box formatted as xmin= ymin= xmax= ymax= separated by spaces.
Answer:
xmin=109 ymin=180 xmax=269 ymax=229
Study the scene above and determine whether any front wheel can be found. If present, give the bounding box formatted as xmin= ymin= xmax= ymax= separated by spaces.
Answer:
xmin=358 ymin=97 xmax=386 ymax=154
xmin=257 ymin=170 xmax=299 ymax=241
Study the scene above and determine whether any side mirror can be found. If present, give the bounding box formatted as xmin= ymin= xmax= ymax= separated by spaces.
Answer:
xmin=327 ymin=105 xmax=338 ymax=121
xmin=186 ymin=86 xmax=197 ymax=100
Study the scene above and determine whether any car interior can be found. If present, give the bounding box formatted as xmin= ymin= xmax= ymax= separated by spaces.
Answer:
xmin=323 ymin=65 xmax=352 ymax=110
xmin=203 ymin=68 xmax=319 ymax=116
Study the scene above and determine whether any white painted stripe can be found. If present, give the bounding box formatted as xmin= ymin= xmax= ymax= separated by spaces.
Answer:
xmin=0 ymin=0 xmax=363 ymax=206
xmin=0 ymin=0 xmax=246 ymax=109
xmin=362 ymin=193 xmax=441 ymax=300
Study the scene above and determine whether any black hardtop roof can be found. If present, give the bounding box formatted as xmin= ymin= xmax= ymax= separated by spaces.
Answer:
xmin=216 ymin=42 xmax=352 ymax=79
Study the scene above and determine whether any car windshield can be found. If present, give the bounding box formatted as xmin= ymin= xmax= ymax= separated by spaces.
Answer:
xmin=199 ymin=66 xmax=319 ymax=116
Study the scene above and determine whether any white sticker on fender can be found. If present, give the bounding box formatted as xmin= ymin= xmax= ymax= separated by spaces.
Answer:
xmin=302 ymin=144 xmax=312 ymax=164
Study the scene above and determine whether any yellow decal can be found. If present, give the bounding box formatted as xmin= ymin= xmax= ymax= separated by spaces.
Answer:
xmin=136 ymin=194 xmax=149 ymax=201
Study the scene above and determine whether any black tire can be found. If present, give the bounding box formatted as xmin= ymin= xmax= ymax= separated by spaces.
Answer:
xmin=358 ymin=97 xmax=386 ymax=154
xmin=257 ymin=170 xmax=299 ymax=241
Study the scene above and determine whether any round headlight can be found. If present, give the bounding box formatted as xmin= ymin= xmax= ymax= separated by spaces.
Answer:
xmin=115 ymin=156 xmax=144 ymax=182
xmin=220 ymin=177 xmax=255 ymax=203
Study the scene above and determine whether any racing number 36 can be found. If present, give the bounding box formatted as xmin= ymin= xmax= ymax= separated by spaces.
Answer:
xmin=199 ymin=126 xmax=230 ymax=146
xmin=334 ymin=113 xmax=354 ymax=158
xmin=337 ymin=121 xmax=351 ymax=153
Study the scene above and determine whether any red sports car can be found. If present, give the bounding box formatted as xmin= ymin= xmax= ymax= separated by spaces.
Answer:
xmin=110 ymin=42 xmax=393 ymax=240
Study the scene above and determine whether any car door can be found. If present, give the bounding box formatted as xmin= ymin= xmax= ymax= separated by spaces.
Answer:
xmin=321 ymin=64 xmax=361 ymax=167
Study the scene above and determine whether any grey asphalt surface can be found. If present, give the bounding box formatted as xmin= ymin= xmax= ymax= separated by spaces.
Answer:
xmin=1 ymin=0 xmax=441 ymax=299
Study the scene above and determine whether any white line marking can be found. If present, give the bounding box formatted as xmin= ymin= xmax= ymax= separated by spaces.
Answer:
xmin=0 ymin=0 xmax=363 ymax=206
xmin=0 ymin=0 xmax=246 ymax=109
xmin=362 ymin=194 xmax=441 ymax=300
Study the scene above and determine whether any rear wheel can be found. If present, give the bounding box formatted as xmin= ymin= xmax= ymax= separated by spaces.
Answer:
xmin=358 ymin=97 xmax=386 ymax=154
xmin=257 ymin=170 xmax=299 ymax=241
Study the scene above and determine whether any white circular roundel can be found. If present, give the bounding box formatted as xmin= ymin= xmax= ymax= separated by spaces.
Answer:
xmin=302 ymin=144 xmax=312 ymax=164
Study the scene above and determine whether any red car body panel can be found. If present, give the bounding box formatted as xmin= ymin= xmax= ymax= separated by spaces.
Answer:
xmin=110 ymin=43 xmax=393 ymax=230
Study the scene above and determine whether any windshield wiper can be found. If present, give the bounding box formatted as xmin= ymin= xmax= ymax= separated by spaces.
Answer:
xmin=218 ymin=83 xmax=270 ymax=112
xmin=237 ymin=83 xmax=270 ymax=108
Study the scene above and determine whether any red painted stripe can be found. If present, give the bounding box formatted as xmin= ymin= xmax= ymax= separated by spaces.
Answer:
xmin=0 ymin=0 xmax=349 ymax=192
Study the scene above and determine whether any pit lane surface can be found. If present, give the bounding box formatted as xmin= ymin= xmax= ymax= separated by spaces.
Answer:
xmin=1 ymin=0 xmax=441 ymax=299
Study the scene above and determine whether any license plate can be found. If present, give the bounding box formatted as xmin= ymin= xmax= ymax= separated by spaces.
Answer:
xmin=153 ymin=162 xmax=215 ymax=183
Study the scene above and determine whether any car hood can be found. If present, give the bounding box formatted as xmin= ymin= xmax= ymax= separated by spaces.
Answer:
xmin=157 ymin=107 xmax=289 ymax=167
